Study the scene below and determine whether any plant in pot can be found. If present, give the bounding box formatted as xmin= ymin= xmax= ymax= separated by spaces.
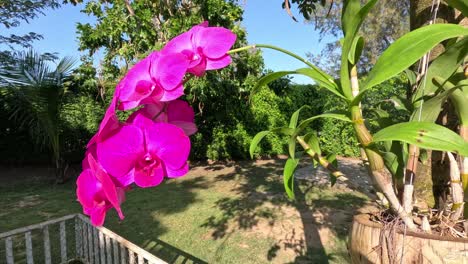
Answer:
xmin=244 ymin=0 xmax=468 ymax=262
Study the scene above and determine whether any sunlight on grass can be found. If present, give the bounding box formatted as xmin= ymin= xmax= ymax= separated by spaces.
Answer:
xmin=0 ymin=159 xmax=371 ymax=263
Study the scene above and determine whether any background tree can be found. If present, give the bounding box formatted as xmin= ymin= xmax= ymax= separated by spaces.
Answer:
xmin=0 ymin=50 xmax=75 ymax=182
xmin=282 ymin=0 xmax=409 ymax=72
xmin=0 ymin=0 xmax=60 ymax=62
xmin=65 ymin=0 xmax=276 ymax=160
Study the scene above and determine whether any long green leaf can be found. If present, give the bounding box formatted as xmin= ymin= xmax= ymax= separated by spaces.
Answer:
xmin=413 ymin=37 xmax=468 ymax=102
xmin=249 ymin=127 xmax=295 ymax=159
xmin=289 ymin=105 xmax=309 ymax=129
xmin=253 ymin=71 xmax=294 ymax=93
xmin=446 ymin=0 xmax=468 ymax=17
xmin=304 ymin=131 xmax=321 ymax=156
xmin=411 ymin=85 xmax=461 ymax=122
xmin=250 ymin=131 xmax=270 ymax=159
xmin=373 ymin=122 xmax=468 ymax=156
xmin=364 ymin=24 xmax=468 ymax=91
xmin=294 ymin=68 xmax=343 ymax=98
xmin=340 ymin=0 xmax=378 ymax=98
xmin=288 ymin=137 xmax=297 ymax=159
xmin=283 ymin=158 xmax=298 ymax=199
xmin=297 ymin=111 xmax=352 ymax=132
xmin=348 ymin=36 xmax=364 ymax=65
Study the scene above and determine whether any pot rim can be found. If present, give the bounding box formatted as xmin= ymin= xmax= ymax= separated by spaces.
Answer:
xmin=354 ymin=213 xmax=468 ymax=243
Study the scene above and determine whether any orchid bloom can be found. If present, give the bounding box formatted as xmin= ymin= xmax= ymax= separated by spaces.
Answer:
xmin=162 ymin=22 xmax=236 ymax=76
xmin=78 ymin=21 xmax=236 ymax=226
xmin=127 ymin=100 xmax=197 ymax=136
xmin=77 ymin=153 xmax=126 ymax=226
xmin=96 ymin=115 xmax=191 ymax=188
xmin=117 ymin=52 xmax=189 ymax=110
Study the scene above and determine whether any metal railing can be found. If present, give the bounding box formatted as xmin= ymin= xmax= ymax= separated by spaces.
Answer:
xmin=1 ymin=214 xmax=167 ymax=264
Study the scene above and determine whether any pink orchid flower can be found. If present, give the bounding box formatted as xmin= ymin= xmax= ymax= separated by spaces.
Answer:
xmin=162 ymin=21 xmax=236 ymax=76
xmin=127 ymin=100 xmax=197 ymax=136
xmin=96 ymin=118 xmax=191 ymax=188
xmin=77 ymin=153 xmax=126 ymax=226
xmin=117 ymin=52 xmax=189 ymax=110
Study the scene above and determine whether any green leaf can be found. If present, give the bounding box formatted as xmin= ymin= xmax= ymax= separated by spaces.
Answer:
xmin=348 ymin=36 xmax=364 ymax=65
xmin=304 ymin=132 xmax=321 ymax=155
xmin=289 ymin=105 xmax=309 ymax=129
xmin=283 ymin=158 xmax=298 ymax=199
xmin=249 ymin=127 xmax=295 ymax=159
xmin=446 ymin=0 xmax=468 ymax=17
xmin=250 ymin=131 xmax=270 ymax=159
xmin=288 ymin=137 xmax=297 ymax=159
xmin=326 ymin=153 xmax=338 ymax=186
xmin=253 ymin=71 xmax=294 ymax=93
xmin=382 ymin=151 xmax=400 ymax=179
xmin=404 ymin=69 xmax=417 ymax=87
xmin=373 ymin=122 xmax=468 ymax=156
xmin=413 ymin=37 xmax=468 ymax=102
xmin=295 ymin=68 xmax=344 ymax=99
xmin=364 ymin=24 xmax=468 ymax=91
xmin=253 ymin=68 xmax=343 ymax=99
xmin=410 ymin=85 xmax=460 ymax=122
xmin=297 ymin=111 xmax=352 ymax=132
xmin=388 ymin=96 xmax=413 ymax=112
xmin=340 ymin=0 xmax=378 ymax=98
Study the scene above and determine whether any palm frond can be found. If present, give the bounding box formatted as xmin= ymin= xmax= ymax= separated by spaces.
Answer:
xmin=0 ymin=50 xmax=76 ymax=166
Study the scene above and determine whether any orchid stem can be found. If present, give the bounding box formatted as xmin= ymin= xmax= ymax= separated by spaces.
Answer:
xmin=228 ymin=44 xmax=320 ymax=72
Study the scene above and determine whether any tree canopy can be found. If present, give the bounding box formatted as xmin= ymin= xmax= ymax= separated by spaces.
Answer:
xmin=0 ymin=0 xmax=60 ymax=61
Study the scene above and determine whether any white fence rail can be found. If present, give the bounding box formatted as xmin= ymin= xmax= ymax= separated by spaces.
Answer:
xmin=1 ymin=214 xmax=167 ymax=264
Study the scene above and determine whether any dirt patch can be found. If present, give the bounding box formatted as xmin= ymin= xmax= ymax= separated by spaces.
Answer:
xmin=192 ymin=157 xmax=377 ymax=263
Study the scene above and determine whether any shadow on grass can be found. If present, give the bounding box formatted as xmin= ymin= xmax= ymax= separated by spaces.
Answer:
xmin=0 ymin=172 xmax=209 ymax=264
xmin=200 ymin=159 xmax=368 ymax=263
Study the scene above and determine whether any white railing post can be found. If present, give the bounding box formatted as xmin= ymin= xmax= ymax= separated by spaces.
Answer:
xmin=43 ymin=226 xmax=52 ymax=264
xmin=5 ymin=236 xmax=14 ymax=264
xmin=99 ymin=231 xmax=106 ymax=263
xmin=82 ymin=221 xmax=89 ymax=261
xmin=60 ymin=221 xmax=68 ymax=262
xmin=25 ymin=231 xmax=34 ymax=264
xmin=93 ymin=226 xmax=99 ymax=264
xmin=105 ymin=235 xmax=112 ymax=264
xmin=113 ymin=238 xmax=119 ymax=263
xmin=75 ymin=216 xmax=82 ymax=259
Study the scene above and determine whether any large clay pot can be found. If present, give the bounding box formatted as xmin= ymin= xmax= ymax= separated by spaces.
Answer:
xmin=348 ymin=214 xmax=468 ymax=264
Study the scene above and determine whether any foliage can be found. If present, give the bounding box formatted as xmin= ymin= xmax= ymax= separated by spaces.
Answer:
xmin=283 ymin=0 xmax=410 ymax=72
xmin=250 ymin=0 xmax=468 ymax=226
xmin=0 ymin=50 xmax=76 ymax=180
xmin=0 ymin=0 xmax=60 ymax=61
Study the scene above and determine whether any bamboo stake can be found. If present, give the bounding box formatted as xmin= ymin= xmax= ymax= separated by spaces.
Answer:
xmin=447 ymin=152 xmax=464 ymax=220
xmin=460 ymin=126 xmax=468 ymax=218
xmin=403 ymin=145 xmax=419 ymax=213
xmin=421 ymin=215 xmax=432 ymax=233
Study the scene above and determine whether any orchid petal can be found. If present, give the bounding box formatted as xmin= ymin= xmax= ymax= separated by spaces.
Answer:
xmin=87 ymin=153 xmax=124 ymax=219
xmin=166 ymin=162 xmax=189 ymax=178
xmin=206 ymin=55 xmax=232 ymax=71
xmin=145 ymin=123 xmax=190 ymax=171
xmin=151 ymin=52 xmax=189 ymax=91
xmin=194 ymin=27 xmax=236 ymax=59
xmin=160 ymin=84 xmax=185 ymax=102
xmin=134 ymin=164 xmax=164 ymax=188
xmin=97 ymin=125 xmax=144 ymax=179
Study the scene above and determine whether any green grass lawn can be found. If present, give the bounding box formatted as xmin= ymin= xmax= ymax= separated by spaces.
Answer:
xmin=0 ymin=159 xmax=370 ymax=263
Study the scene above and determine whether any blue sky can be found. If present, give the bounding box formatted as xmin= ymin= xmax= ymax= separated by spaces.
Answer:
xmin=2 ymin=1 xmax=334 ymax=84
